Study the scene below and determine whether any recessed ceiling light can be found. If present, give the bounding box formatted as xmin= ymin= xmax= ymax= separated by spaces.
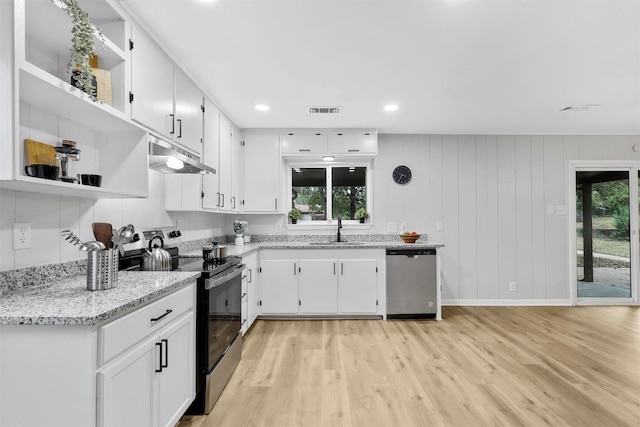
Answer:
xmin=255 ymin=104 xmax=270 ymax=111
xmin=384 ymin=104 xmax=399 ymax=112
xmin=322 ymin=156 xmax=335 ymax=161
xmin=559 ymin=104 xmax=601 ymax=112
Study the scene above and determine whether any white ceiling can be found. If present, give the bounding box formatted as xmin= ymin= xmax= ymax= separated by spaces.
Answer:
xmin=121 ymin=0 xmax=640 ymax=135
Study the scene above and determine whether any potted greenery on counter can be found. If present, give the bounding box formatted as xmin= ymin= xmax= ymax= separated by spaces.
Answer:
xmin=288 ymin=208 xmax=301 ymax=224
xmin=355 ymin=208 xmax=369 ymax=223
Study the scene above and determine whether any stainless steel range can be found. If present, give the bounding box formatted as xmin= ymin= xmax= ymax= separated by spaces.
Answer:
xmin=119 ymin=249 xmax=245 ymax=414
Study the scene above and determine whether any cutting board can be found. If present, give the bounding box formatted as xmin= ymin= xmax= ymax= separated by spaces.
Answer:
xmin=89 ymin=55 xmax=112 ymax=106
xmin=24 ymin=139 xmax=57 ymax=166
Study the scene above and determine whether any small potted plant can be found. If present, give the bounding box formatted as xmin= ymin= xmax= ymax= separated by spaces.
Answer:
xmin=355 ymin=208 xmax=369 ymax=223
xmin=288 ymin=208 xmax=301 ymax=224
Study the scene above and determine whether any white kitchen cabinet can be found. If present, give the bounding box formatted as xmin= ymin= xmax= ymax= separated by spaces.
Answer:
xmin=299 ymin=259 xmax=338 ymax=314
xmin=243 ymin=134 xmax=281 ymax=212
xmin=260 ymin=259 xmax=299 ymax=314
xmin=329 ymin=131 xmax=378 ymax=155
xmin=0 ymin=0 xmax=149 ymax=199
xmin=165 ymin=174 xmax=203 ymax=211
xmin=231 ymin=122 xmax=243 ymax=211
xmin=0 ymin=282 xmax=196 ymax=427
xmin=218 ymin=114 xmax=233 ymax=211
xmin=259 ymin=249 xmax=383 ymax=318
xmin=241 ymin=252 xmax=259 ymax=335
xmin=174 ymin=68 xmax=204 ymax=155
xmin=130 ymin=26 xmax=203 ymax=156
xmin=281 ymin=132 xmax=328 ymax=155
xmin=201 ymin=98 xmax=220 ymax=210
xmin=130 ymin=24 xmax=174 ymax=140
xmin=338 ymin=259 xmax=378 ymax=314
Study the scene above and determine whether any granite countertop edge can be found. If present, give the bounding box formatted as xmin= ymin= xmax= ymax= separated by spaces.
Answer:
xmin=0 ymin=272 xmax=199 ymax=326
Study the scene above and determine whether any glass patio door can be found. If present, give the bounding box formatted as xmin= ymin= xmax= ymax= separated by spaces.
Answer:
xmin=574 ymin=167 xmax=638 ymax=302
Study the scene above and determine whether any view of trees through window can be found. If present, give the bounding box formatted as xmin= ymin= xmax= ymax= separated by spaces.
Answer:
xmin=291 ymin=166 xmax=367 ymax=221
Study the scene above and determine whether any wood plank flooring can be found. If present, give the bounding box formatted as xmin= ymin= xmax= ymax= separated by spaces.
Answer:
xmin=178 ymin=306 xmax=640 ymax=427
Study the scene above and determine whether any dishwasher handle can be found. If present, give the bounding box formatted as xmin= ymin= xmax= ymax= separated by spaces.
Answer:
xmin=386 ymin=248 xmax=436 ymax=256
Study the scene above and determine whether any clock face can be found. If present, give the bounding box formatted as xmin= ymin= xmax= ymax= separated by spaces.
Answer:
xmin=392 ymin=165 xmax=412 ymax=184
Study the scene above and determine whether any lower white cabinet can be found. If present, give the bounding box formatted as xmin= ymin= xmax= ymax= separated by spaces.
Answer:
xmin=98 ymin=289 xmax=195 ymax=427
xmin=0 ymin=282 xmax=196 ymax=427
xmin=242 ymin=252 xmax=260 ymax=334
xmin=259 ymin=249 xmax=384 ymax=317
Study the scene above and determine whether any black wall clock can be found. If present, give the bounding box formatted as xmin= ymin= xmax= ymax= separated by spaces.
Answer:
xmin=392 ymin=165 xmax=412 ymax=184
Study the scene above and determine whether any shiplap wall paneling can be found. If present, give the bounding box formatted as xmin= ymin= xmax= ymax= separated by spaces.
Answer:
xmin=515 ymin=136 xmax=534 ymax=299
xmin=428 ymin=136 xmax=444 ymax=244
xmin=531 ymin=136 xmax=548 ymax=299
xmin=497 ymin=136 xmax=518 ymax=299
xmin=481 ymin=136 xmax=501 ymax=299
xmin=404 ymin=135 xmax=430 ymax=232
xmin=543 ymin=136 xmax=567 ymax=299
xmin=0 ymin=190 xmax=16 ymax=270
xmin=474 ymin=136 xmax=489 ymax=299
xmin=441 ymin=136 xmax=460 ymax=299
xmin=457 ymin=136 xmax=478 ymax=299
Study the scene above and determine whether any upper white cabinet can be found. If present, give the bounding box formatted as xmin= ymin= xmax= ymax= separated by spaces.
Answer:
xmin=130 ymin=25 xmax=203 ymax=156
xmin=279 ymin=129 xmax=377 ymax=157
xmin=242 ymin=134 xmax=281 ymax=213
xmin=201 ymin=98 xmax=220 ymax=210
xmin=0 ymin=0 xmax=149 ymax=199
xmin=281 ymin=133 xmax=328 ymax=155
xmin=329 ymin=131 xmax=378 ymax=155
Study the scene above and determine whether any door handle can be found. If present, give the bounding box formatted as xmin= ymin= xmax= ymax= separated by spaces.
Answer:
xmin=169 ymin=114 xmax=175 ymax=135
xmin=176 ymin=119 xmax=182 ymax=138
xmin=155 ymin=342 xmax=163 ymax=372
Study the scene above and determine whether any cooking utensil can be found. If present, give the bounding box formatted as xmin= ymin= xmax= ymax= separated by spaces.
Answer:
xmin=143 ymin=236 xmax=171 ymax=271
xmin=111 ymin=224 xmax=136 ymax=256
xmin=79 ymin=241 xmax=107 ymax=251
xmin=24 ymin=139 xmax=57 ymax=166
xmin=61 ymin=229 xmax=82 ymax=246
xmin=92 ymin=223 xmax=113 ymax=248
xmin=203 ymin=241 xmax=227 ymax=261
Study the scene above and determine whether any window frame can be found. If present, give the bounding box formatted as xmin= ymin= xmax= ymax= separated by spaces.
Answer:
xmin=286 ymin=160 xmax=373 ymax=230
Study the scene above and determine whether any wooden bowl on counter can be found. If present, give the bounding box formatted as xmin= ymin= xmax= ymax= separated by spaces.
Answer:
xmin=399 ymin=233 xmax=420 ymax=243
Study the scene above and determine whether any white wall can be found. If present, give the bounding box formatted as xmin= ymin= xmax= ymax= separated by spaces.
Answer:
xmin=0 ymin=170 xmax=226 ymax=271
xmin=240 ymin=134 xmax=640 ymax=304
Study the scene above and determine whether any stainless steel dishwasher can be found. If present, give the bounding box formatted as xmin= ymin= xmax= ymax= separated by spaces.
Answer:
xmin=386 ymin=248 xmax=437 ymax=318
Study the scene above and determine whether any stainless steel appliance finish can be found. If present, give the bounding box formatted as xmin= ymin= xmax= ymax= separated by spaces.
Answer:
xmin=386 ymin=248 xmax=437 ymax=318
xmin=148 ymin=134 xmax=216 ymax=174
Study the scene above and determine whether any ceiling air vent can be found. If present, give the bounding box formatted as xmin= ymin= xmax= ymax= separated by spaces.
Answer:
xmin=308 ymin=106 xmax=342 ymax=114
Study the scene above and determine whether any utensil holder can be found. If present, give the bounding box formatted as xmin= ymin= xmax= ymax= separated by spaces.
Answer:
xmin=87 ymin=249 xmax=119 ymax=291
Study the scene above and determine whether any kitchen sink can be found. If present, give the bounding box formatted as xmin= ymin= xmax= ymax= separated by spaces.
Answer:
xmin=308 ymin=241 xmax=365 ymax=245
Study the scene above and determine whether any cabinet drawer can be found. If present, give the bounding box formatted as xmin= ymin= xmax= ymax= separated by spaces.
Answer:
xmin=99 ymin=284 xmax=195 ymax=365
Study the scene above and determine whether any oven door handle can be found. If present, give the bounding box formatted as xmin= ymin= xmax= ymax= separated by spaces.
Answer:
xmin=204 ymin=264 xmax=246 ymax=289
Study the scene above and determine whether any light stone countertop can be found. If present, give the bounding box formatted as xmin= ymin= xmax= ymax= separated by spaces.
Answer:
xmin=0 ymin=271 xmax=199 ymax=326
xmin=180 ymin=241 xmax=443 ymax=258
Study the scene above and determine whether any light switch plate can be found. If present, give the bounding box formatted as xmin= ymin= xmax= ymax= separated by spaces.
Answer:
xmin=387 ymin=222 xmax=398 ymax=233
xmin=547 ymin=205 xmax=555 ymax=215
xmin=400 ymin=223 xmax=407 ymax=234
xmin=436 ymin=221 xmax=444 ymax=232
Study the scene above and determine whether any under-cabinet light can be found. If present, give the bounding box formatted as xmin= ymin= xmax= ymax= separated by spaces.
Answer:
xmin=166 ymin=157 xmax=184 ymax=170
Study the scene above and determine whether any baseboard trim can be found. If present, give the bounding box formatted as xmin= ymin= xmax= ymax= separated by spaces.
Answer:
xmin=442 ymin=299 xmax=573 ymax=306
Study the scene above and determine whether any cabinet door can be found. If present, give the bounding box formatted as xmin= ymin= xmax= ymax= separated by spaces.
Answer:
xmin=218 ymin=114 xmax=232 ymax=211
xmin=243 ymin=134 xmax=280 ymax=212
xmin=246 ymin=260 xmax=260 ymax=327
xmin=130 ymin=25 xmax=174 ymax=139
xmin=299 ymin=260 xmax=338 ymax=314
xmin=338 ymin=259 xmax=378 ymax=313
xmin=260 ymin=260 xmax=298 ymax=314
xmin=230 ymin=123 xmax=243 ymax=211
xmin=156 ymin=312 xmax=195 ymax=427
xmin=99 ymin=336 xmax=156 ymax=427
xmin=201 ymin=98 xmax=220 ymax=209
xmin=329 ymin=132 xmax=378 ymax=155
xmin=174 ymin=69 xmax=203 ymax=155
xmin=165 ymin=175 xmax=202 ymax=211
xmin=281 ymin=133 xmax=328 ymax=155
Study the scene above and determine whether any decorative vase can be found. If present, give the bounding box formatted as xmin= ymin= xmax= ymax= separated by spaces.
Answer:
xmin=359 ymin=218 xmax=365 ymax=223
xmin=291 ymin=218 xmax=297 ymax=224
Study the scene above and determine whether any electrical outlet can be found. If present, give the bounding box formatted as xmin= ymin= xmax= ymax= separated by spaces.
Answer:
xmin=387 ymin=222 xmax=398 ymax=233
xmin=555 ymin=205 xmax=566 ymax=215
xmin=275 ymin=222 xmax=282 ymax=232
xmin=436 ymin=221 xmax=444 ymax=232
xmin=13 ymin=222 xmax=31 ymax=250
xmin=509 ymin=281 xmax=517 ymax=292
xmin=400 ymin=223 xmax=407 ymax=234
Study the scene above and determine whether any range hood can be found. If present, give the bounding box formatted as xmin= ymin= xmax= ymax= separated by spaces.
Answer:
xmin=148 ymin=135 xmax=216 ymax=174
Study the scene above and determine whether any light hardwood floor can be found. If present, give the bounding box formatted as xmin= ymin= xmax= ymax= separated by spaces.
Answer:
xmin=178 ymin=306 xmax=640 ymax=427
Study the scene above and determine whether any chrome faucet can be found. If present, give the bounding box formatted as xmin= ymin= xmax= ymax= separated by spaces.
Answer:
xmin=337 ymin=216 xmax=342 ymax=242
